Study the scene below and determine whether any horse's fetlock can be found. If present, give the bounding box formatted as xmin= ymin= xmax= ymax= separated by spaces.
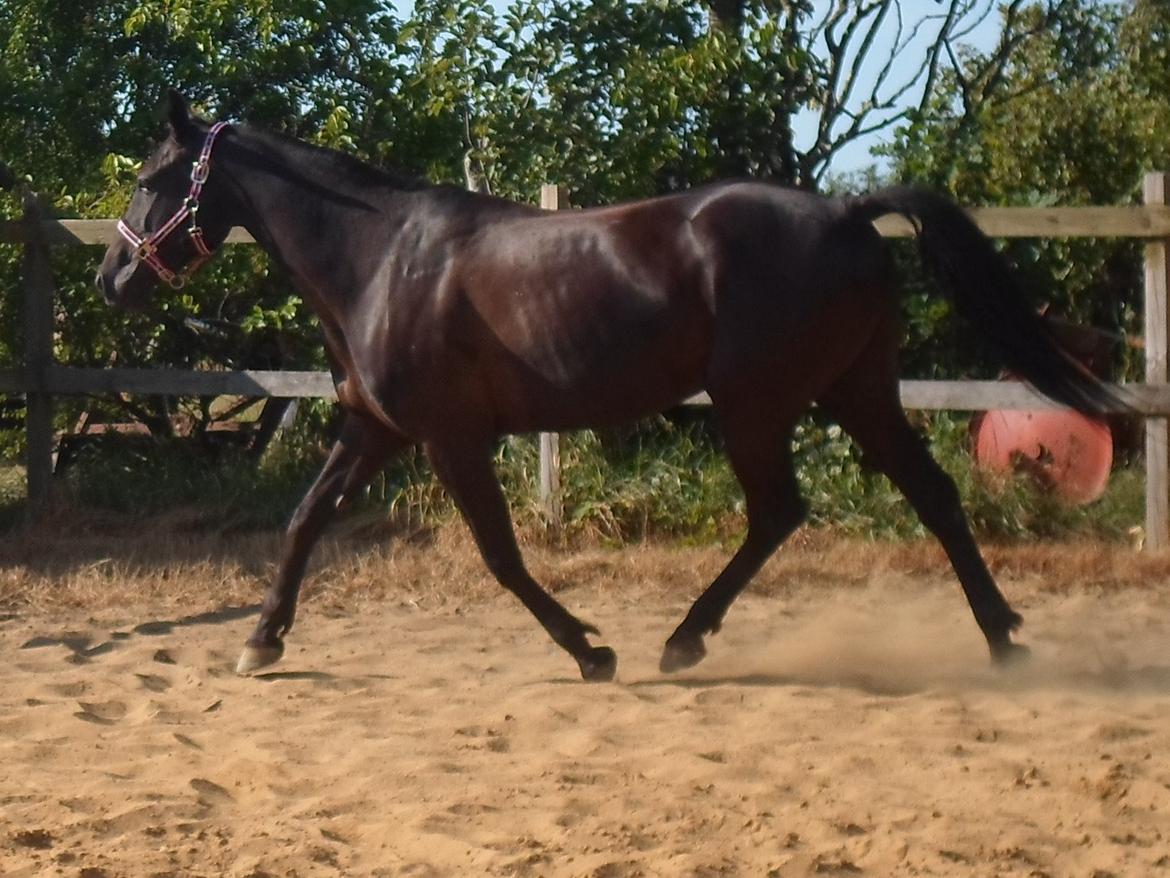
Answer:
xmin=548 ymin=623 xmax=587 ymax=652
xmin=978 ymin=602 xmax=1022 ymax=641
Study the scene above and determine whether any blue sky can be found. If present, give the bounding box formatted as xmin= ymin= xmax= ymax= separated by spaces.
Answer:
xmin=791 ymin=4 xmax=1005 ymax=173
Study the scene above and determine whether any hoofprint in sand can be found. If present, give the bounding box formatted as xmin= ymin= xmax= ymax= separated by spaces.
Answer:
xmin=2 ymin=533 xmax=1170 ymax=877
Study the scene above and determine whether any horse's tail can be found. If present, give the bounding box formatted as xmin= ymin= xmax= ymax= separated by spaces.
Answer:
xmin=845 ymin=185 xmax=1122 ymax=418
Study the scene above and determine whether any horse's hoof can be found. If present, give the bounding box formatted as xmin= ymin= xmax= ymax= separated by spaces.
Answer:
xmin=236 ymin=642 xmax=284 ymax=675
xmin=991 ymin=640 xmax=1031 ymax=668
xmin=660 ymin=632 xmax=706 ymax=674
xmin=576 ymin=645 xmax=617 ymax=682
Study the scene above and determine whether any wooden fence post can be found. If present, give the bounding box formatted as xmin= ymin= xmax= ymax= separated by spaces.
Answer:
xmin=20 ymin=190 xmax=56 ymax=514
xmin=1145 ymin=172 xmax=1170 ymax=551
xmin=538 ymin=183 xmax=567 ymax=530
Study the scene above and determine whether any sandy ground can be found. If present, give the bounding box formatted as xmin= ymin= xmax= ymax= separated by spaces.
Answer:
xmin=3 ymin=530 xmax=1170 ymax=877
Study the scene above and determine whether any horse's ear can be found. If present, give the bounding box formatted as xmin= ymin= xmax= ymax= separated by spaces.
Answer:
xmin=166 ymin=89 xmax=195 ymax=139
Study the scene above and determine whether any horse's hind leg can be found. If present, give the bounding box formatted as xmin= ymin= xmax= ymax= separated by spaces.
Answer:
xmin=237 ymin=414 xmax=409 ymax=674
xmin=818 ymin=345 xmax=1026 ymax=664
xmin=425 ymin=438 xmax=616 ymax=682
xmin=661 ymin=406 xmax=807 ymax=673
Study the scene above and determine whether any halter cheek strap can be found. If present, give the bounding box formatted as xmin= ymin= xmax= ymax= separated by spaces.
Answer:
xmin=117 ymin=121 xmax=230 ymax=289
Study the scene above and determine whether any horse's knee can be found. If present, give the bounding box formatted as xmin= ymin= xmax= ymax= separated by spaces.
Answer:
xmin=285 ymin=490 xmax=336 ymax=538
xmin=907 ymin=466 xmax=966 ymax=533
xmin=748 ymin=492 xmax=807 ymax=545
xmin=783 ymin=495 xmax=809 ymax=531
xmin=481 ymin=550 xmax=527 ymax=585
xmin=285 ymin=508 xmax=311 ymax=538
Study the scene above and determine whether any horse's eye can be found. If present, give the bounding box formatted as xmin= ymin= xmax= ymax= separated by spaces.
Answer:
xmin=136 ymin=181 xmax=151 ymax=193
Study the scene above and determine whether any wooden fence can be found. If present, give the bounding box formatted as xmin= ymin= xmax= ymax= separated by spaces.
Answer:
xmin=3 ymin=177 xmax=1170 ymax=546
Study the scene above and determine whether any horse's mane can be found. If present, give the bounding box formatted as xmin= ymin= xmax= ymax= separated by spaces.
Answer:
xmin=220 ymin=121 xmax=534 ymax=219
xmin=234 ymin=124 xmax=430 ymax=194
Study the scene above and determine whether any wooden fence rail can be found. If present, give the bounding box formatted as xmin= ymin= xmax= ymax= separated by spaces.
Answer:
xmin=2 ymin=180 xmax=1170 ymax=546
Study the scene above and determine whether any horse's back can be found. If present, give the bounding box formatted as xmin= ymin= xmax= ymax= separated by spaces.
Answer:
xmin=367 ymin=181 xmax=896 ymax=437
xmin=685 ymin=181 xmax=889 ymax=288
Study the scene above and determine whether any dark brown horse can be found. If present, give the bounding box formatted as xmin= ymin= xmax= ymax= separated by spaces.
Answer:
xmin=97 ymin=93 xmax=1115 ymax=682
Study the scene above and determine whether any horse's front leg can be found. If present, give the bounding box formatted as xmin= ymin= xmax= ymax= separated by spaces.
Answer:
xmin=236 ymin=415 xmax=408 ymax=674
xmin=426 ymin=438 xmax=617 ymax=682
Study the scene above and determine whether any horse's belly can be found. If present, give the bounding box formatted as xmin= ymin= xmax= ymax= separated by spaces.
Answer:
xmin=489 ymin=319 xmax=711 ymax=432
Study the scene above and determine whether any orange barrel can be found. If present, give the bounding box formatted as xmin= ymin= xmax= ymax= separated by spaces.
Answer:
xmin=973 ymin=408 xmax=1113 ymax=504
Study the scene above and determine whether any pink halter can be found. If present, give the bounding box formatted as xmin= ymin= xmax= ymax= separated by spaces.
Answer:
xmin=117 ymin=121 xmax=229 ymax=289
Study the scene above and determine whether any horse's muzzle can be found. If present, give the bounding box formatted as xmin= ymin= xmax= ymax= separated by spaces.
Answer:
xmin=94 ymin=269 xmax=115 ymax=305
xmin=95 ymin=248 xmax=147 ymax=309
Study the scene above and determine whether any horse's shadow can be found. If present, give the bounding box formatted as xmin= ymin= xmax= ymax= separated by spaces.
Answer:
xmin=538 ymin=669 xmax=923 ymax=696
xmin=19 ymin=603 xmax=260 ymax=663
xmin=251 ymin=670 xmax=335 ymax=683
xmin=127 ymin=604 xmax=259 ymax=636
xmin=629 ymin=671 xmax=922 ymax=698
xmin=624 ymin=663 xmax=1170 ymax=697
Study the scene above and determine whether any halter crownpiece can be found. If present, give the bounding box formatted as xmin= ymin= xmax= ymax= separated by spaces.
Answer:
xmin=117 ymin=120 xmax=230 ymax=289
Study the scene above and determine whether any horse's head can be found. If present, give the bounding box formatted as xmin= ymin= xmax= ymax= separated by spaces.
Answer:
xmin=96 ymin=91 xmax=236 ymax=309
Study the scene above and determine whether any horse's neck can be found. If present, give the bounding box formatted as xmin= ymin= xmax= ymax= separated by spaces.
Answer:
xmin=221 ymin=131 xmax=412 ymax=309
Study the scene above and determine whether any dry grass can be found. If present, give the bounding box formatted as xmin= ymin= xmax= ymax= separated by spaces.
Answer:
xmin=3 ymin=507 xmax=1170 ymax=623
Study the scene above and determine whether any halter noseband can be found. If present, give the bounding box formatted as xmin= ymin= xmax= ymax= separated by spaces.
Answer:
xmin=117 ymin=121 xmax=230 ymax=290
